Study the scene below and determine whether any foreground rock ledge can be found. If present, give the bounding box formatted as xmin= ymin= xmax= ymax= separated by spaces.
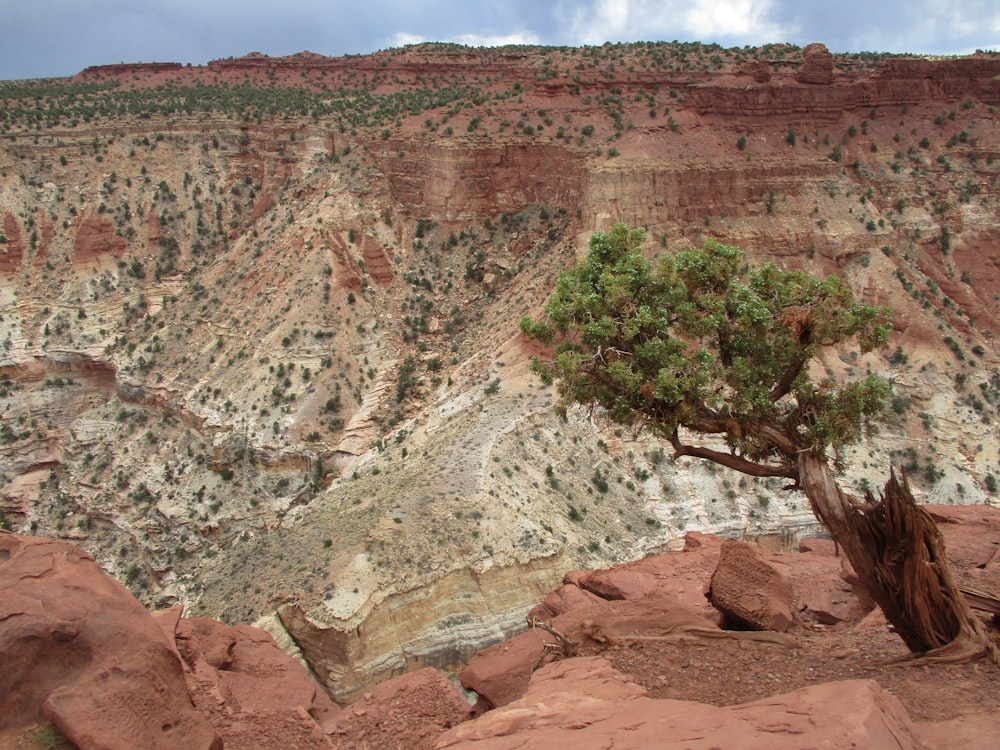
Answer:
xmin=0 ymin=531 xmax=339 ymax=750
xmin=0 ymin=531 xmax=220 ymax=749
xmin=2 ymin=510 xmax=999 ymax=749
xmin=437 ymin=657 xmax=924 ymax=750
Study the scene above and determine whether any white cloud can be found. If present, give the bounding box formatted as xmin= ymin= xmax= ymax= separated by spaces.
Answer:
xmin=391 ymin=33 xmax=428 ymax=48
xmin=557 ymin=0 xmax=793 ymax=47
xmin=389 ymin=30 xmax=542 ymax=49
xmin=683 ymin=0 xmax=789 ymax=39
xmin=558 ymin=0 xmax=630 ymax=45
xmin=454 ymin=31 xmax=543 ymax=47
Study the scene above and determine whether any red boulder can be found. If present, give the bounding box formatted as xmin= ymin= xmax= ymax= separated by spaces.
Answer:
xmin=0 ymin=532 xmax=220 ymax=750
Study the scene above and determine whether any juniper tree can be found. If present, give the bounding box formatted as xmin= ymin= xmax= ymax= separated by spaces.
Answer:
xmin=522 ymin=223 xmax=994 ymax=661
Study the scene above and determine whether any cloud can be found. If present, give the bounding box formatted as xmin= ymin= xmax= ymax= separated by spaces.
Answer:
xmin=556 ymin=0 xmax=630 ymax=45
xmin=683 ymin=1 xmax=791 ymax=40
xmin=390 ymin=33 xmax=429 ymax=48
xmin=776 ymin=0 xmax=1000 ymax=53
xmin=556 ymin=0 xmax=793 ymax=47
xmin=454 ymin=32 xmax=544 ymax=47
xmin=390 ymin=31 xmax=543 ymax=49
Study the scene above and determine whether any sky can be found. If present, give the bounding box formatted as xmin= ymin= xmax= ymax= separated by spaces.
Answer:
xmin=1 ymin=0 xmax=998 ymax=81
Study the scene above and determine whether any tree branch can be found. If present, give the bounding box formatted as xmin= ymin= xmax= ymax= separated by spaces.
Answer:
xmin=769 ymin=356 xmax=807 ymax=402
xmin=669 ymin=431 xmax=798 ymax=479
xmin=688 ymin=409 xmax=799 ymax=456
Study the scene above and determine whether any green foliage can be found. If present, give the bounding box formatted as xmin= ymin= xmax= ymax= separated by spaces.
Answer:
xmin=940 ymin=226 xmax=951 ymax=254
xmin=521 ymin=224 xmax=893 ymax=473
xmin=765 ymin=192 xmax=777 ymax=215
xmin=396 ymin=356 xmax=420 ymax=402
xmin=891 ymin=395 xmax=909 ymax=416
xmin=985 ymin=473 xmax=998 ymax=494
xmin=591 ymin=468 xmax=610 ymax=493
xmin=30 ymin=723 xmax=72 ymax=750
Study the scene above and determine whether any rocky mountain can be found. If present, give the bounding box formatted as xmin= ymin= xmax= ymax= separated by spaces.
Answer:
xmin=1 ymin=41 xmax=1000 ymax=700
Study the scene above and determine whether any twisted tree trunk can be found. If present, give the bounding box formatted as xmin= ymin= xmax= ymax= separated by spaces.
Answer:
xmin=798 ymin=454 xmax=996 ymax=662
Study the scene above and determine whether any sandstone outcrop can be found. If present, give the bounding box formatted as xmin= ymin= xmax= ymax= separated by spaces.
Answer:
xmin=329 ymin=667 xmax=472 ymax=749
xmin=161 ymin=613 xmax=341 ymax=730
xmin=79 ymin=62 xmax=184 ymax=80
xmin=0 ymin=211 xmax=25 ymax=272
xmin=360 ymin=234 xmax=395 ymax=284
xmin=73 ymin=212 xmax=128 ymax=265
xmin=0 ymin=532 xmax=219 ymax=749
xmin=374 ymin=143 xmax=586 ymax=221
xmin=796 ymin=42 xmax=836 ymax=85
xmin=458 ymin=626 xmax=550 ymax=710
xmin=440 ymin=658 xmax=926 ymax=750
xmin=740 ymin=58 xmax=772 ymax=83
xmin=276 ymin=554 xmax=570 ymax=704
xmin=689 ymin=53 xmax=1000 ymax=117
xmin=0 ymin=532 xmax=344 ymax=749
xmin=2 ymin=516 xmax=999 ymax=749
xmin=440 ymin=512 xmax=998 ymax=749
xmin=796 ymin=536 xmax=874 ymax=623
xmin=462 ymin=592 xmax=726 ymax=709
xmin=582 ymin=158 xmax=833 ymax=228
xmin=461 ymin=532 xmax=831 ymax=709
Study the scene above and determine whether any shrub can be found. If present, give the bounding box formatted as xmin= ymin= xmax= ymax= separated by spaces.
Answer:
xmin=591 ymin=469 xmax=610 ymax=493
xmin=985 ymin=474 xmax=998 ymax=494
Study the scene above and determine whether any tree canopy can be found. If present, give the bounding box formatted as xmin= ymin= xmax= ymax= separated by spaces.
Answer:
xmin=520 ymin=224 xmax=893 ymax=481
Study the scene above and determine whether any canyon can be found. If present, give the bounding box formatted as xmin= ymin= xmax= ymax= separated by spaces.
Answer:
xmin=1 ymin=41 xmax=1000 ymax=706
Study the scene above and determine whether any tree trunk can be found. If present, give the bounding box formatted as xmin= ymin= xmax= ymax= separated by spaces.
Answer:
xmin=797 ymin=454 xmax=996 ymax=662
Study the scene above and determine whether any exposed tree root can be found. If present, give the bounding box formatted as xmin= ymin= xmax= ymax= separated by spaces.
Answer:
xmin=848 ymin=470 xmax=999 ymax=664
xmin=960 ymin=585 xmax=1000 ymax=616
xmin=530 ymin=618 xmax=578 ymax=670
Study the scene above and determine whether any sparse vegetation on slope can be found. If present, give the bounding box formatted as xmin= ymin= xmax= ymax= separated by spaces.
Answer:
xmin=1 ymin=42 xmax=999 ymax=694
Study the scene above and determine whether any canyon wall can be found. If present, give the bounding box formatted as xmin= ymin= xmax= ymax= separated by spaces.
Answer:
xmin=2 ymin=43 xmax=999 ymax=700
